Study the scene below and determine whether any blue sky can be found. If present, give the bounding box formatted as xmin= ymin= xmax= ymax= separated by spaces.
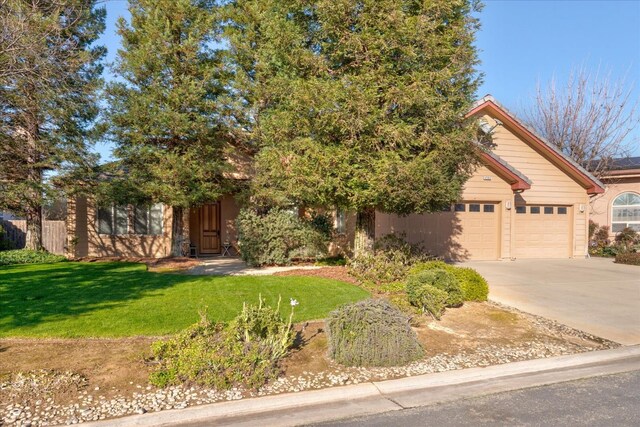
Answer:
xmin=93 ymin=0 xmax=640 ymax=162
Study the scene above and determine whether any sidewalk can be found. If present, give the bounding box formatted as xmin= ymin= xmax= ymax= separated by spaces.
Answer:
xmin=186 ymin=257 xmax=321 ymax=276
xmin=84 ymin=345 xmax=640 ymax=427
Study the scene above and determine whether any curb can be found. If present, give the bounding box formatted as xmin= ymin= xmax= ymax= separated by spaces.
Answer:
xmin=83 ymin=345 xmax=640 ymax=427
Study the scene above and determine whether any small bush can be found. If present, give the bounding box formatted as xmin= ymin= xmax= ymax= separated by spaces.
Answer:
xmin=615 ymin=252 xmax=640 ymax=266
xmin=454 ymin=268 xmax=489 ymax=301
xmin=150 ymin=297 xmax=295 ymax=389
xmin=410 ymin=261 xmax=488 ymax=301
xmin=349 ymin=233 xmax=434 ymax=286
xmin=405 ymin=282 xmax=449 ymax=320
xmin=0 ymin=249 xmax=66 ymax=266
xmin=406 ymin=269 xmax=463 ymax=308
xmin=236 ymin=208 xmax=329 ymax=266
xmin=615 ymin=227 xmax=639 ymax=249
xmin=326 ymin=299 xmax=424 ymax=367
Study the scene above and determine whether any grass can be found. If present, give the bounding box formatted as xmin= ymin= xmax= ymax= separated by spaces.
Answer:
xmin=0 ymin=262 xmax=369 ymax=338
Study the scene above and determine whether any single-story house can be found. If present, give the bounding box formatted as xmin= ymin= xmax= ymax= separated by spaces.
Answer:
xmin=590 ymin=157 xmax=640 ymax=237
xmin=66 ymin=95 xmax=605 ymax=261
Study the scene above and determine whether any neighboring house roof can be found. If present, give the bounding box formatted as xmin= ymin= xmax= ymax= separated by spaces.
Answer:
xmin=602 ymin=156 xmax=640 ymax=179
xmin=467 ymin=95 xmax=605 ymax=195
xmin=608 ymin=156 xmax=640 ymax=171
xmin=480 ymin=150 xmax=532 ymax=191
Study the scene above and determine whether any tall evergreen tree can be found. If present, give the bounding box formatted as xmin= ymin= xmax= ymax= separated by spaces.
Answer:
xmin=226 ymin=0 xmax=482 ymax=255
xmin=106 ymin=0 xmax=231 ymax=256
xmin=0 ymin=0 xmax=105 ymax=250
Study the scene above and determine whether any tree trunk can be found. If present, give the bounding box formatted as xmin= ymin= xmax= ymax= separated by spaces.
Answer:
xmin=171 ymin=206 xmax=190 ymax=257
xmin=25 ymin=205 xmax=43 ymax=251
xmin=354 ymin=207 xmax=375 ymax=257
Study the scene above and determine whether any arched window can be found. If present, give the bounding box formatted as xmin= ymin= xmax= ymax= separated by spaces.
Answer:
xmin=612 ymin=192 xmax=640 ymax=232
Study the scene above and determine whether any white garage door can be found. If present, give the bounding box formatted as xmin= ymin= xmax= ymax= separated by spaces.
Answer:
xmin=514 ymin=205 xmax=571 ymax=258
xmin=454 ymin=202 xmax=500 ymax=260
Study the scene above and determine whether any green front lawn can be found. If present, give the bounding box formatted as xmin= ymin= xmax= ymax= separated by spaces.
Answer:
xmin=0 ymin=262 xmax=369 ymax=338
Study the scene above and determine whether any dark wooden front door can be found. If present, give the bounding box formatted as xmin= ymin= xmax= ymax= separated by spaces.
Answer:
xmin=200 ymin=202 xmax=221 ymax=254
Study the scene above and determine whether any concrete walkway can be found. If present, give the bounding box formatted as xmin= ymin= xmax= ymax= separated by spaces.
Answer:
xmin=186 ymin=257 xmax=321 ymax=276
xmin=83 ymin=346 xmax=640 ymax=427
xmin=460 ymin=258 xmax=640 ymax=345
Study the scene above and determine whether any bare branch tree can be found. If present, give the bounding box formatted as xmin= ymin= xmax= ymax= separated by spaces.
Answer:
xmin=522 ymin=67 xmax=639 ymax=177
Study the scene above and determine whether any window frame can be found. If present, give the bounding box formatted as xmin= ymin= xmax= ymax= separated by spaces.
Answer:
xmin=612 ymin=192 xmax=640 ymax=232
xmin=96 ymin=204 xmax=164 ymax=236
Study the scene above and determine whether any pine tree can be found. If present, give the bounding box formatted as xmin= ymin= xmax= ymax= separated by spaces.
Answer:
xmin=106 ymin=0 xmax=232 ymax=256
xmin=226 ymin=0 xmax=482 ymax=255
xmin=0 ymin=0 xmax=105 ymax=250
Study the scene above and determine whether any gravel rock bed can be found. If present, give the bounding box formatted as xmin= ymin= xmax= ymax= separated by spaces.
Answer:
xmin=1 ymin=307 xmax=619 ymax=427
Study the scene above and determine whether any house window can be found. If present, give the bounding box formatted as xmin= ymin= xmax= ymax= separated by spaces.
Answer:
xmin=97 ymin=205 xmax=128 ymax=235
xmin=454 ymin=203 xmax=465 ymax=212
xmin=469 ymin=204 xmax=481 ymax=212
xmin=97 ymin=204 xmax=162 ymax=235
xmin=557 ymin=207 xmax=567 ymax=215
xmin=335 ymin=208 xmax=346 ymax=234
xmin=515 ymin=206 xmax=526 ymax=214
xmin=530 ymin=206 xmax=540 ymax=214
xmin=612 ymin=192 xmax=640 ymax=232
xmin=483 ymin=204 xmax=494 ymax=213
xmin=134 ymin=204 xmax=163 ymax=235
xmin=544 ymin=207 xmax=554 ymax=214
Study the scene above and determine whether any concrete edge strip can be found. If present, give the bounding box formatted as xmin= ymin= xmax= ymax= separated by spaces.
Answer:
xmin=373 ymin=345 xmax=640 ymax=394
xmin=83 ymin=345 xmax=640 ymax=427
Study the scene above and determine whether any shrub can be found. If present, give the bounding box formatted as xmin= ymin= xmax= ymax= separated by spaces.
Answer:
xmin=0 ymin=249 xmax=66 ymax=266
xmin=410 ymin=261 xmax=488 ymax=301
xmin=236 ymin=208 xmax=329 ymax=266
xmin=150 ymin=298 xmax=295 ymax=389
xmin=453 ymin=267 xmax=489 ymax=301
xmin=405 ymin=282 xmax=449 ymax=320
xmin=615 ymin=227 xmax=639 ymax=249
xmin=406 ymin=269 xmax=463 ymax=308
xmin=326 ymin=299 xmax=424 ymax=367
xmin=615 ymin=252 xmax=640 ymax=266
xmin=349 ymin=233 xmax=434 ymax=286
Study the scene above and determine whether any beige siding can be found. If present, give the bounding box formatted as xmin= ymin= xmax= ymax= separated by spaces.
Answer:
xmin=376 ymin=164 xmax=513 ymax=260
xmin=482 ymin=113 xmax=590 ymax=258
xmin=74 ymin=198 xmax=173 ymax=258
xmin=484 ymin=114 xmax=588 ymax=205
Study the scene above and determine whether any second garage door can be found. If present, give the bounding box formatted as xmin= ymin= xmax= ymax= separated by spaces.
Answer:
xmin=514 ymin=205 xmax=571 ymax=258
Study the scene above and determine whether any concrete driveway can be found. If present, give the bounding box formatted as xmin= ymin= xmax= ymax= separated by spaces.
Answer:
xmin=460 ymin=258 xmax=640 ymax=346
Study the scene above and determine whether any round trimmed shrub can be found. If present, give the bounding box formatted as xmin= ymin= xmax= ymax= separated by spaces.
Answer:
xmin=406 ymin=269 xmax=463 ymax=307
xmin=405 ymin=282 xmax=449 ymax=320
xmin=410 ymin=261 xmax=488 ymax=302
xmin=326 ymin=299 xmax=424 ymax=367
xmin=455 ymin=267 xmax=489 ymax=301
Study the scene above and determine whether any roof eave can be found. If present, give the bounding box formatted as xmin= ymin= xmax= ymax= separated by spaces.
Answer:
xmin=467 ymin=97 xmax=606 ymax=195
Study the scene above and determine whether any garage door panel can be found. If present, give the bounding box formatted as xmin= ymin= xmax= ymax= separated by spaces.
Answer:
xmin=514 ymin=205 xmax=571 ymax=258
xmin=454 ymin=202 xmax=500 ymax=261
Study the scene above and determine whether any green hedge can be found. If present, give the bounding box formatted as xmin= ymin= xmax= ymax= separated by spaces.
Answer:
xmin=0 ymin=250 xmax=66 ymax=266
xmin=409 ymin=261 xmax=488 ymax=301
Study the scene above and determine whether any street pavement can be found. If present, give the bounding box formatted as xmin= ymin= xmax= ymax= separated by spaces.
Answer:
xmin=461 ymin=258 xmax=640 ymax=345
xmin=314 ymin=369 xmax=640 ymax=427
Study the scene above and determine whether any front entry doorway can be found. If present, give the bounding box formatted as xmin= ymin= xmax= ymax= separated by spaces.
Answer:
xmin=200 ymin=202 xmax=221 ymax=254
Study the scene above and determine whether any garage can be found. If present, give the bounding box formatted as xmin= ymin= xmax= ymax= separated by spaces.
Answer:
xmin=514 ymin=205 xmax=571 ymax=258
xmin=454 ymin=202 xmax=500 ymax=260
